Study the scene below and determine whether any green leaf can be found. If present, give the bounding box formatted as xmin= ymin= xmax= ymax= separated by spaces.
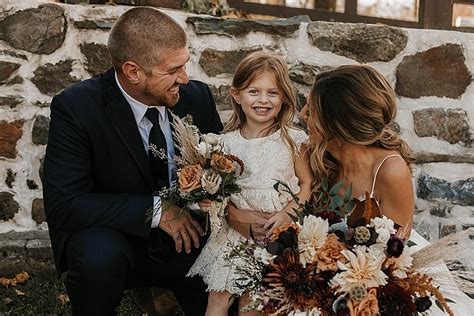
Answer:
xmin=344 ymin=200 xmax=355 ymax=213
xmin=435 ymin=299 xmax=445 ymax=312
xmin=332 ymin=196 xmax=344 ymax=207
xmin=445 ymin=297 xmax=455 ymax=304
xmin=343 ymin=183 xmax=353 ymax=202
xmin=329 ymin=181 xmax=344 ymax=196
xmin=321 ymin=177 xmax=328 ymax=191
xmin=406 ymin=240 xmax=417 ymax=247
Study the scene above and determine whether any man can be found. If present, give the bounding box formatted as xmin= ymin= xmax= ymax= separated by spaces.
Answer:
xmin=42 ymin=7 xmax=222 ymax=315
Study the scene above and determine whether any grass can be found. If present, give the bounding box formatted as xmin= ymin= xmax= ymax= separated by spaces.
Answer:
xmin=0 ymin=272 xmax=142 ymax=315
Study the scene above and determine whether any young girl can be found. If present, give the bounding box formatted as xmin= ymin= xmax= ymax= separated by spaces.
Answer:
xmin=187 ymin=51 xmax=313 ymax=315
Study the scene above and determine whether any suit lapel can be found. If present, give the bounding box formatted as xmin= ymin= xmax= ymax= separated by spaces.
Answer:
xmin=102 ymin=69 xmax=156 ymax=190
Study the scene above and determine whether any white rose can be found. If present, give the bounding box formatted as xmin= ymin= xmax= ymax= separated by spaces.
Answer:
xmin=201 ymin=169 xmax=222 ymax=194
xmin=253 ymin=247 xmax=276 ymax=265
xmin=201 ymin=133 xmax=223 ymax=153
xmin=196 ymin=142 xmax=211 ymax=158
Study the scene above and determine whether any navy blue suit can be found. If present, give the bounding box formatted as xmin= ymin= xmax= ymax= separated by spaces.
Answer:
xmin=43 ymin=68 xmax=223 ymax=315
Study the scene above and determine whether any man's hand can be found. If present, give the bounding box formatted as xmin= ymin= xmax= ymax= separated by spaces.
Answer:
xmin=159 ymin=204 xmax=204 ymax=253
xmin=226 ymin=203 xmax=272 ymax=240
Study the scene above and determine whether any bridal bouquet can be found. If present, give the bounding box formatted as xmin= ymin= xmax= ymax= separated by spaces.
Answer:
xmin=151 ymin=114 xmax=243 ymax=236
xmin=226 ymin=182 xmax=454 ymax=316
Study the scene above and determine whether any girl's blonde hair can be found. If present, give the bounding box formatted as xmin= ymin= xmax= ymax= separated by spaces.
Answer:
xmin=307 ymin=65 xmax=414 ymax=187
xmin=224 ymin=51 xmax=298 ymax=154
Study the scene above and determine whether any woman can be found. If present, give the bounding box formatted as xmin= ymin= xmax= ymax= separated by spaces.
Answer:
xmin=301 ymin=64 xmax=473 ymax=315
xmin=301 ymin=64 xmax=414 ymax=238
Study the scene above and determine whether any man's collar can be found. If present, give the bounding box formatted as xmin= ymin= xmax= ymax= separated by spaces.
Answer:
xmin=114 ymin=71 xmax=166 ymax=125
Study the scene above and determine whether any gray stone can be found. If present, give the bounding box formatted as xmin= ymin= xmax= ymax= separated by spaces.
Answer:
xmin=429 ymin=204 xmax=452 ymax=218
xmin=307 ymin=21 xmax=407 ymax=63
xmin=417 ymin=173 xmax=474 ymax=206
xmin=289 ymin=63 xmax=332 ymax=86
xmin=440 ymin=224 xmax=457 ymax=238
xmin=396 ymin=44 xmax=471 ymax=99
xmin=0 ymin=230 xmax=54 ymax=276
xmin=73 ymin=19 xmax=115 ymax=30
xmin=0 ymin=192 xmax=19 ymax=221
xmin=5 ymin=75 xmax=24 ymax=85
xmin=412 ymin=218 xmax=434 ymax=242
xmin=209 ymin=84 xmax=232 ymax=111
xmin=413 ymin=108 xmax=471 ymax=145
xmin=39 ymin=157 xmax=44 ymax=181
xmin=0 ymin=4 xmax=67 ymax=54
xmin=34 ymin=101 xmax=50 ymax=108
xmin=31 ymin=198 xmax=45 ymax=224
xmin=0 ymin=49 xmax=27 ymax=60
xmin=0 ymin=61 xmax=20 ymax=83
xmin=414 ymin=152 xmax=474 ymax=164
xmin=199 ymin=47 xmax=262 ymax=77
xmin=463 ymin=224 xmax=474 ymax=230
xmin=0 ymin=95 xmax=24 ymax=108
xmin=187 ymin=15 xmax=309 ymax=38
xmin=27 ymin=179 xmax=38 ymax=190
xmin=32 ymin=115 xmax=50 ymax=145
xmin=80 ymin=42 xmax=111 ymax=76
xmin=5 ymin=168 xmax=15 ymax=188
xmin=31 ymin=60 xmax=80 ymax=95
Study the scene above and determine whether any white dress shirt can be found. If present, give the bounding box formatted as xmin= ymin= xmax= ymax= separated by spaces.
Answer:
xmin=115 ymin=72 xmax=176 ymax=228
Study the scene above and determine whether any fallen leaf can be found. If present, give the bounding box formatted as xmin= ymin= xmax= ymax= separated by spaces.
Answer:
xmin=14 ymin=289 xmax=26 ymax=296
xmin=0 ymin=277 xmax=11 ymax=287
xmin=15 ymin=271 xmax=30 ymax=283
xmin=0 ymin=277 xmax=17 ymax=288
xmin=58 ymin=293 xmax=70 ymax=305
xmin=3 ymin=297 xmax=13 ymax=304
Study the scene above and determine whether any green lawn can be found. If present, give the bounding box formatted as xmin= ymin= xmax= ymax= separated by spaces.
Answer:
xmin=0 ymin=272 xmax=142 ymax=315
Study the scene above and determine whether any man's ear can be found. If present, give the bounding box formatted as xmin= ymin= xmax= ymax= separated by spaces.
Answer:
xmin=121 ymin=61 xmax=143 ymax=85
xmin=229 ymin=87 xmax=241 ymax=104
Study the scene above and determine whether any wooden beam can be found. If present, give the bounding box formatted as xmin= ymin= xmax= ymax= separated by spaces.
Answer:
xmin=344 ymin=0 xmax=357 ymax=15
xmin=228 ymin=0 xmax=421 ymax=28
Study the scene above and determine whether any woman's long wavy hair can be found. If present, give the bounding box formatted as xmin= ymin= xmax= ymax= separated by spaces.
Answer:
xmin=307 ymin=65 xmax=414 ymax=189
xmin=224 ymin=51 xmax=298 ymax=155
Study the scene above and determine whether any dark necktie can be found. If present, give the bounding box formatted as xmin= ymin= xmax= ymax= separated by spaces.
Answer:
xmin=145 ymin=108 xmax=169 ymax=188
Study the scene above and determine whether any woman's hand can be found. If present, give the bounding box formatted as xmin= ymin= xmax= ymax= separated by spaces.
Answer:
xmin=263 ymin=209 xmax=294 ymax=238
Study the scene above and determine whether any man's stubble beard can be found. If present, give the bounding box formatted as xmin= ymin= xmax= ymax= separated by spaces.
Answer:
xmin=143 ymin=85 xmax=179 ymax=108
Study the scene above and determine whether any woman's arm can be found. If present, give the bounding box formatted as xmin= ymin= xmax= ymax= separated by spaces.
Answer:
xmin=376 ymin=157 xmax=414 ymax=240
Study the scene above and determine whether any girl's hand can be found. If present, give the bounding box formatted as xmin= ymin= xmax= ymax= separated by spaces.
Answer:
xmin=263 ymin=210 xmax=294 ymax=238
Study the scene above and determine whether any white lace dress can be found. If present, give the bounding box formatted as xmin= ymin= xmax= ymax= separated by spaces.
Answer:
xmin=187 ymin=128 xmax=308 ymax=295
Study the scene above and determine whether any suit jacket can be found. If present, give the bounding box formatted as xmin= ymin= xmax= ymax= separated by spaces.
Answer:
xmin=43 ymin=68 xmax=223 ymax=273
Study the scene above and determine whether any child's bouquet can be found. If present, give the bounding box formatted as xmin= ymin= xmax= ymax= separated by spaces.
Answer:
xmin=150 ymin=113 xmax=244 ymax=236
xmin=225 ymin=180 xmax=455 ymax=315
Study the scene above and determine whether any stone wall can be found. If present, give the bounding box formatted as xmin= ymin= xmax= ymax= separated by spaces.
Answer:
xmin=0 ymin=0 xmax=473 ymax=244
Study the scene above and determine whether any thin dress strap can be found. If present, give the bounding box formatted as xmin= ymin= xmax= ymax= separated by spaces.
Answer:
xmin=370 ymin=155 xmax=401 ymax=197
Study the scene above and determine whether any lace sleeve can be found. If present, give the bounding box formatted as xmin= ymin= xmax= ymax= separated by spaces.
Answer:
xmin=289 ymin=128 xmax=309 ymax=153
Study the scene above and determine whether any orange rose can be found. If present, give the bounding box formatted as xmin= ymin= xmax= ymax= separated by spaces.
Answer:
xmin=210 ymin=153 xmax=235 ymax=173
xmin=348 ymin=289 xmax=379 ymax=316
xmin=178 ymin=165 xmax=204 ymax=192
xmin=271 ymin=222 xmax=300 ymax=241
xmin=316 ymin=233 xmax=347 ymax=272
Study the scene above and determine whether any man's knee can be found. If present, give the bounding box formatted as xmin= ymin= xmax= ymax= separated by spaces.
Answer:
xmin=66 ymin=226 xmax=135 ymax=279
